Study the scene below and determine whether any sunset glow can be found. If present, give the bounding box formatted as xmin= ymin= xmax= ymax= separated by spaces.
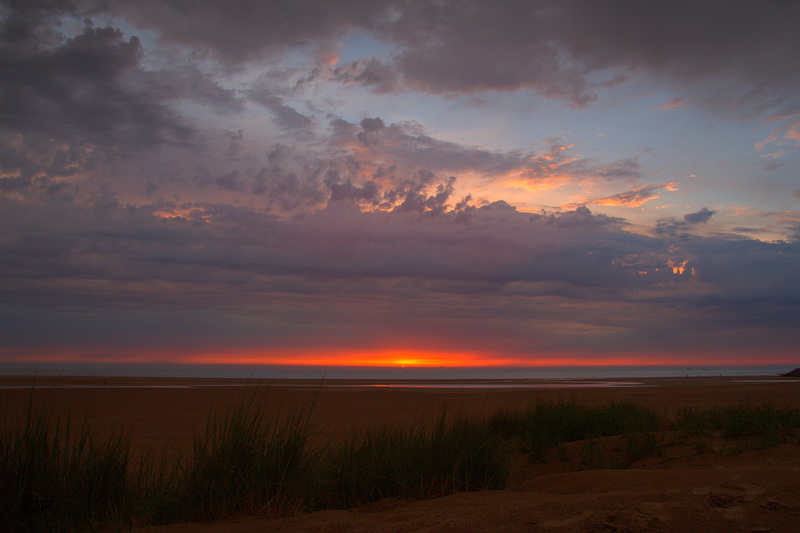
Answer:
xmin=5 ymin=345 xmax=795 ymax=372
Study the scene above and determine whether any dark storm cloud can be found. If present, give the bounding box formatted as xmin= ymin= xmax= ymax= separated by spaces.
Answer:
xmin=133 ymin=66 xmax=244 ymax=114
xmin=61 ymin=0 xmax=797 ymax=113
xmin=684 ymin=207 xmax=716 ymax=224
xmin=0 ymin=3 xmax=201 ymax=198
xmin=0 ymin=13 xmax=193 ymax=153
xmin=377 ymin=0 xmax=800 ymax=113
xmin=377 ymin=1 xmax=598 ymax=105
xmin=103 ymin=0 xmax=387 ymax=64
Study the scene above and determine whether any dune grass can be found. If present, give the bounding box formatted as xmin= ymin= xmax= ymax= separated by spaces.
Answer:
xmin=314 ymin=409 xmax=508 ymax=509
xmin=676 ymin=401 xmax=800 ymax=446
xmin=488 ymin=399 xmax=660 ymax=461
xmin=174 ymin=396 xmax=315 ymax=522
xmin=2 ymin=390 xmax=798 ymax=531
xmin=0 ymin=390 xmax=130 ymax=531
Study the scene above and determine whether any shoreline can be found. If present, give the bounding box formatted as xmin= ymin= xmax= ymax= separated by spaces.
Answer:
xmin=0 ymin=362 xmax=792 ymax=381
xmin=1 ymin=372 xmax=796 ymax=388
xmin=3 ymin=374 xmax=800 ymax=532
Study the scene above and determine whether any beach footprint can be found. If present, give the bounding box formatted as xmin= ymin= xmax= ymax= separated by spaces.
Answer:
xmin=705 ymin=482 xmax=767 ymax=521
xmin=596 ymin=501 xmax=672 ymax=531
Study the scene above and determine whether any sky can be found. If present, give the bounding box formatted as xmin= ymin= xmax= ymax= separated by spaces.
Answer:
xmin=1 ymin=0 xmax=799 ymax=369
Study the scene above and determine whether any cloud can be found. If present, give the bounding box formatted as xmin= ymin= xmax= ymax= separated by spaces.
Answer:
xmin=0 ymin=196 xmax=651 ymax=301
xmin=588 ymin=182 xmax=676 ymax=208
xmin=684 ymin=207 xmax=715 ymax=224
xmin=132 ymin=66 xmax=244 ymax=115
xmin=654 ymin=207 xmax=716 ymax=237
xmin=248 ymin=146 xmax=329 ymax=211
xmin=653 ymin=217 xmax=689 ymax=238
xmin=0 ymin=16 xmax=193 ymax=153
xmin=214 ymin=170 xmax=245 ymax=192
xmin=332 ymin=57 xmax=398 ymax=93
xmin=326 ymin=176 xmax=380 ymax=204
xmin=344 ymin=117 xmax=526 ymax=176
xmin=378 ymin=1 xmax=600 ymax=105
xmin=329 ymin=119 xmax=646 ymax=195
xmin=652 ymin=97 xmax=687 ymax=111
xmin=0 ymin=8 xmax=201 ymax=198
xmin=104 ymin=0 xmax=377 ymax=63
xmin=16 ymin=0 xmax=794 ymax=118
xmin=2 ymin=191 xmax=798 ymax=358
xmin=369 ymin=1 xmax=800 ymax=114
xmin=248 ymin=92 xmax=313 ymax=131
xmin=2 ymin=2 xmax=799 ymax=362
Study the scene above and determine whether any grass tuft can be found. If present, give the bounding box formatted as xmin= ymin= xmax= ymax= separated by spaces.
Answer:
xmin=0 ymin=391 xmax=130 ymax=532
xmin=676 ymin=401 xmax=800 ymax=446
xmin=490 ymin=399 xmax=659 ymax=461
xmin=174 ymin=394 xmax=314 ymax=522
xmin=314 ymin=408 xmax=508 ymax=509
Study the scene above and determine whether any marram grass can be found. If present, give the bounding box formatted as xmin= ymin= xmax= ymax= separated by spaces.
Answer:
xmin=2 ymin=390 xmax=798 ymax=531
xmin=676 ymin=400 xmax=800 ymax=445
xmin=175 ymin=395 xmax=315 ymax=521
xmin=313 ymin=408 xmax=508 ymax=509
xmin=0 ymin=390 xmax=130 ymax=531
xmin=495 ymin=399 xmax=660 ymax=461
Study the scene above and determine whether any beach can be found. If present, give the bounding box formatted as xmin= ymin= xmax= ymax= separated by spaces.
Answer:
xmin=2 ymin=374 xmax=799 ymax=532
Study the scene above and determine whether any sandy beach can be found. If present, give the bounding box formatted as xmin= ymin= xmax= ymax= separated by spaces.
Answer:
xmin=2 ymin=374 xmax=799 ymax=532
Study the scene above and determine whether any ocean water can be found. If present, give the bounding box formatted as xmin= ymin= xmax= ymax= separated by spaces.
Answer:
xmin=0 ymin=362 xmax=792 ymax=381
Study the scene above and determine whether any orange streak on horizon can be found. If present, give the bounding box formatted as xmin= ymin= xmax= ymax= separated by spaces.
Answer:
xmin=4 ymin=347 xmax=798 ymax=368
xmin=176 ymin=350 xmax=772 ymax=369
xmin=183 ymin=349 xmax=514 ymax=368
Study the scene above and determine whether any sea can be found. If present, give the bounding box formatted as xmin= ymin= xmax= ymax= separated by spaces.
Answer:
xmin=0 ymin=362 xmax=792 ymax=381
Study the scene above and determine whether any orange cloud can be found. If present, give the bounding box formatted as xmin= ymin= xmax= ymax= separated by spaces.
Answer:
xmin=652 ymin=97 xmax=687 ymax=111
xmin=588 ymin=182 xmax=678 ymax=207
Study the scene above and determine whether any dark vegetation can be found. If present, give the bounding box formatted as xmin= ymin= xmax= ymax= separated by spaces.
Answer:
xmin=2 ymin=388 xmax=799 ymax=532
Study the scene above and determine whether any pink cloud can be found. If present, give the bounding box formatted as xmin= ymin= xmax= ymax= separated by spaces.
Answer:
xmin=582 ymin=182 xmax=678 ymax=208
xmin=652 ymin=97 xmax=687 ymax=111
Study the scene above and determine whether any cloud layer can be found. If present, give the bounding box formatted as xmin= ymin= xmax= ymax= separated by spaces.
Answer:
xmin=1 ymin=0 xmax=799 ymax=366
